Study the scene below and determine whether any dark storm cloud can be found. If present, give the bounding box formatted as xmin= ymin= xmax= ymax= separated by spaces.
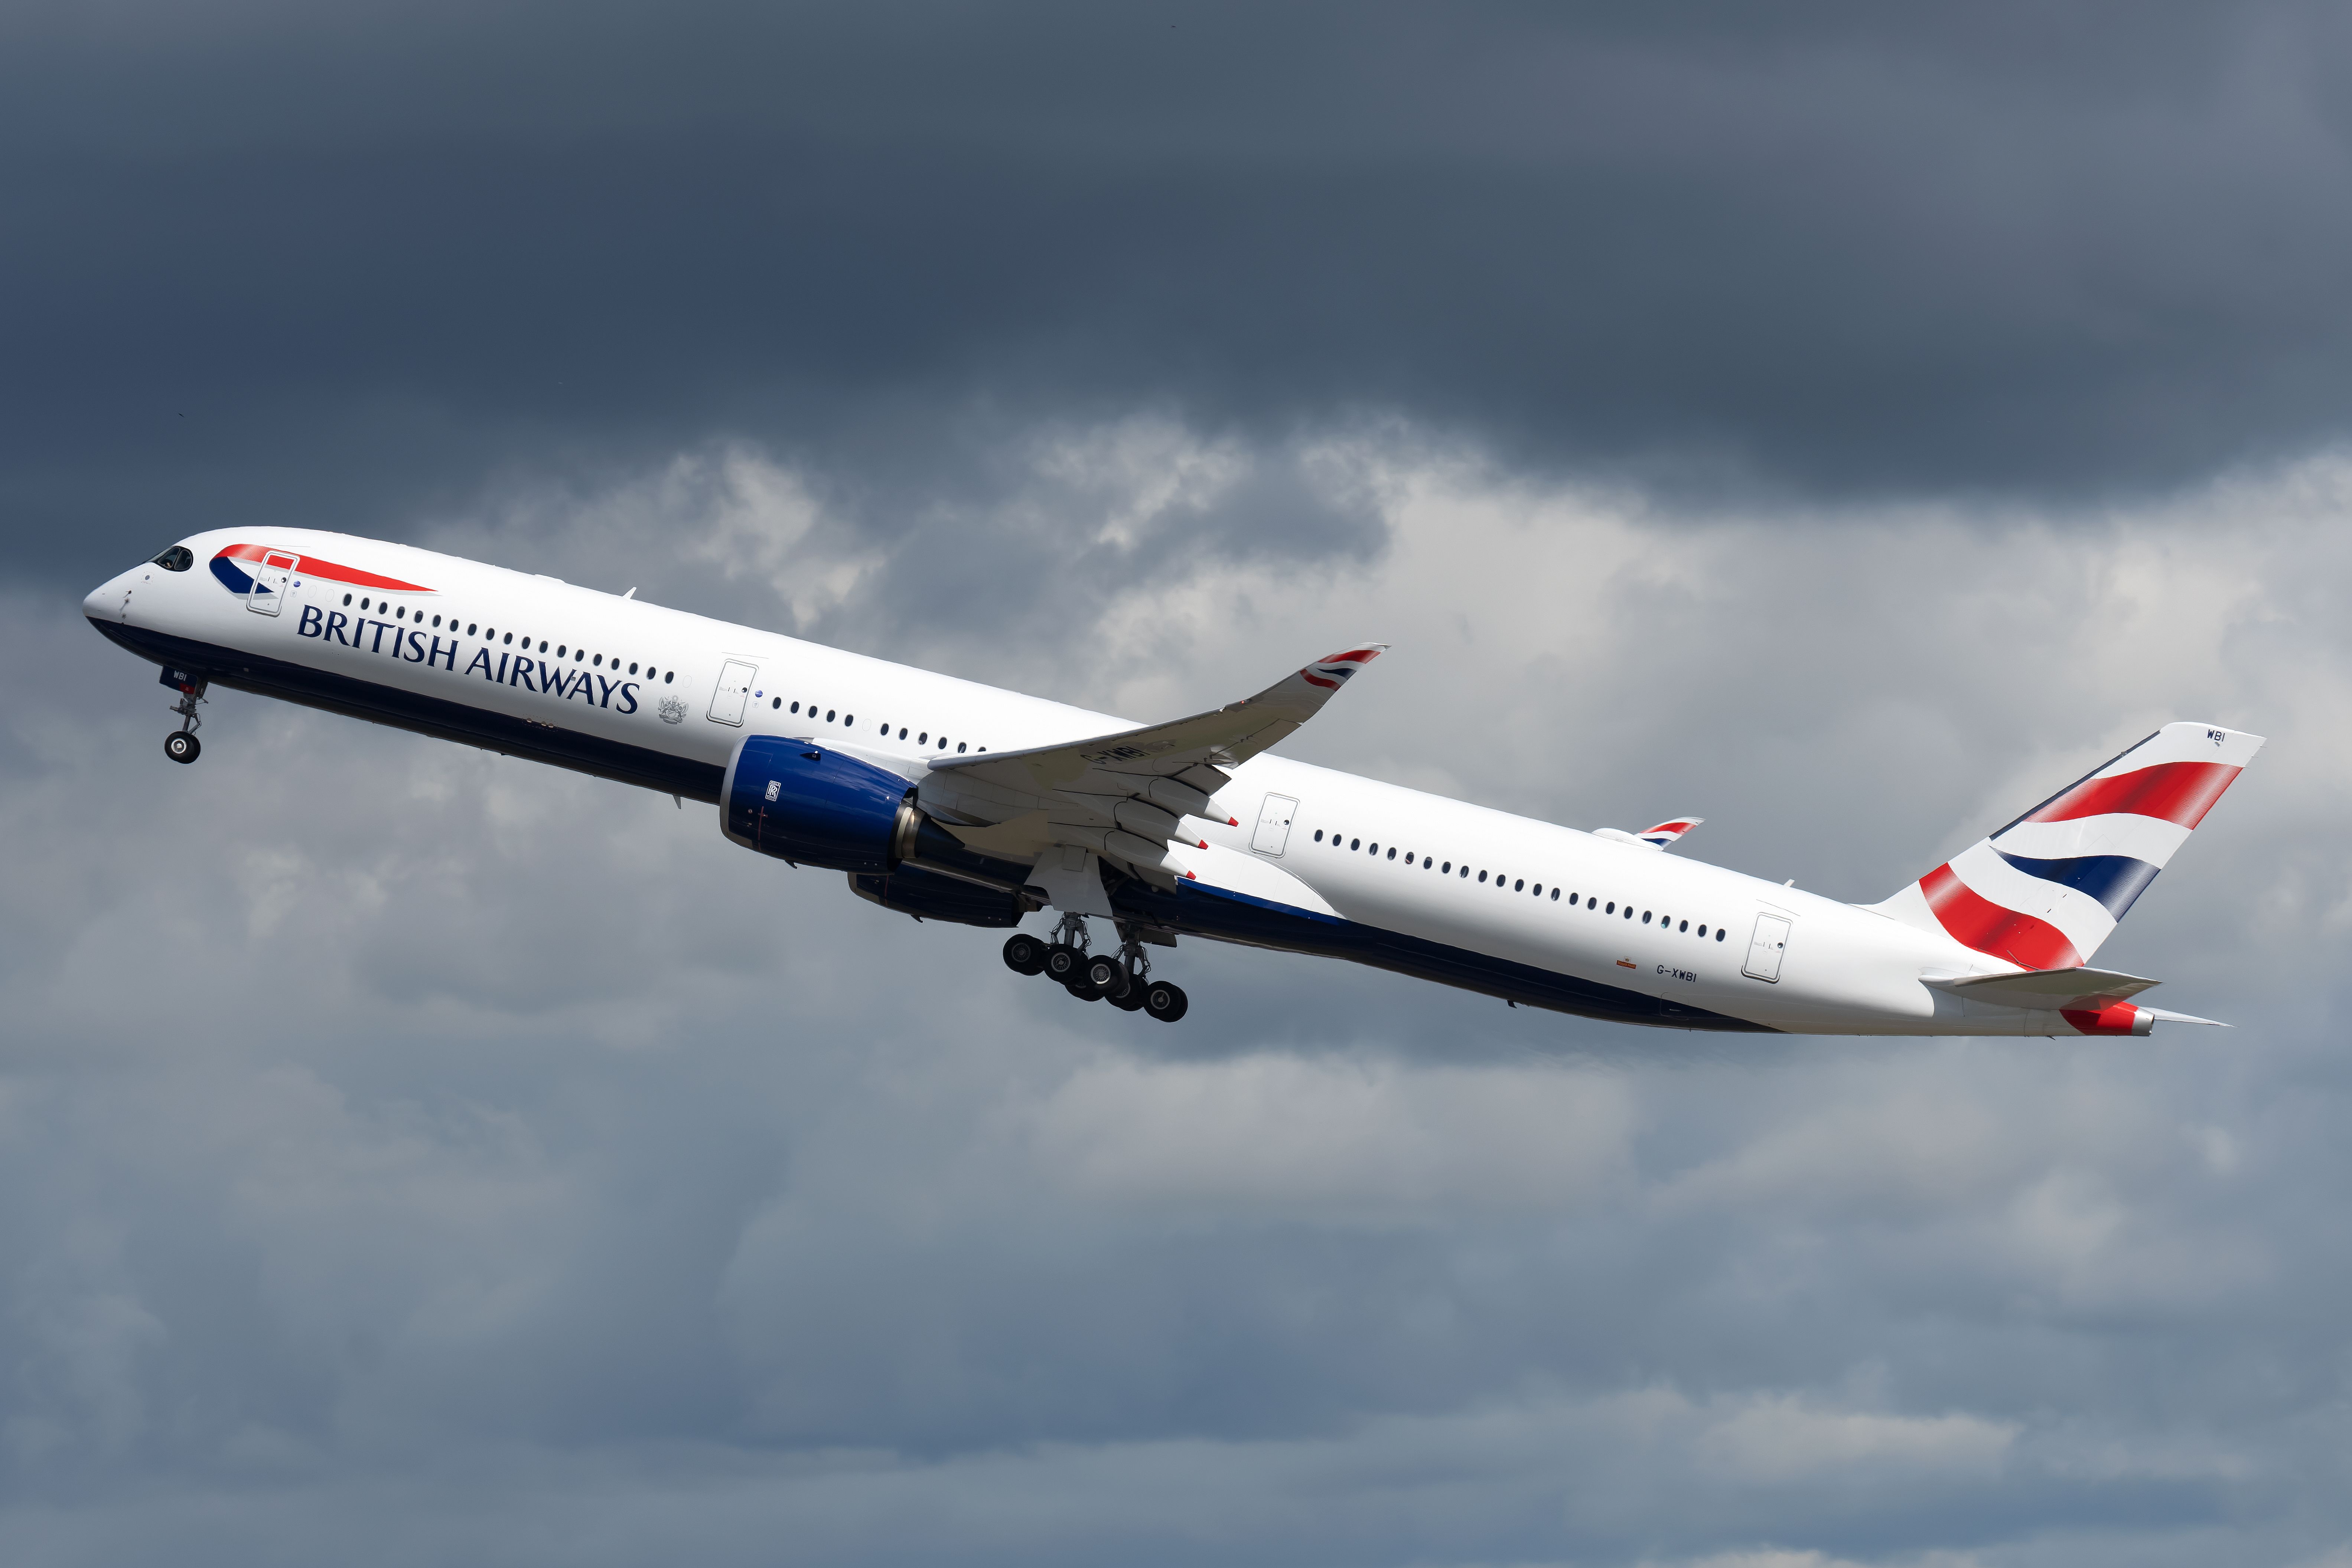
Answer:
xmin=11 ymin=0 xmax=2352 ymax=583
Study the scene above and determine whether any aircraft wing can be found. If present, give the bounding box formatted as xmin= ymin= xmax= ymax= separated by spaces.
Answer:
xmin=917 ymin=644 xmax=1386 ymax=882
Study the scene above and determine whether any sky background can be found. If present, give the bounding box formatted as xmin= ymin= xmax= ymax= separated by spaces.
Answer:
xmin=8 ymin=3 xmax=2352 ymax=1565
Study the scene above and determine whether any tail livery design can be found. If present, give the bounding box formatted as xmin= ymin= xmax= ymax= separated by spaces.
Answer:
xmin=1875 ymin=722 xmax=2263 ymax=971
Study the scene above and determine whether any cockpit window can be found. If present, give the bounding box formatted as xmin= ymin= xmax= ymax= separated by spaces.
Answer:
xmin=152 ymin=546 xmax=193 ymax=571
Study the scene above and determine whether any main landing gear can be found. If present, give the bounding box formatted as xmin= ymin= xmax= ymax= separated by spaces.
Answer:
xmin=1003 ymin=916 xmax=1188 ymax=1023
xmin=165 ymin=679 xmax=207 ymax=765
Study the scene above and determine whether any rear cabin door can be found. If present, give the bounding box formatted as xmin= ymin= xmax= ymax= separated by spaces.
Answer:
xmin=1250 ymin=793 xmax=1298 ymax=856
xmin=1743 ymin=913 xmax=1792 ymax=982
xmin=247 ymin=551 xmax=297 ymax=616
xmin=708 ymin=660 xmax=757 ymax=726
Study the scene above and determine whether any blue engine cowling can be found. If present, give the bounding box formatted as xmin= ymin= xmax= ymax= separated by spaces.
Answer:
xmin=724 ymin=735 xmax=917 ymax=871
xmin=722 ymin=736 xmax=1040 ymax=923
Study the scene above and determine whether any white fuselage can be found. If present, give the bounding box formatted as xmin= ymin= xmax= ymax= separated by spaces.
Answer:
xmin=88 ymin=528 xmax=2044 ymax=1035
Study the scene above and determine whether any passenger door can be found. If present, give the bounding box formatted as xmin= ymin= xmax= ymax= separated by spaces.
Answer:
xmin=1250 ymin=793 xmax=1298 ymax=856
xmin=1742 ymin=913 xmax=1792 ymax=982
xmin=247 ymin=551 xmax=297 ymax=616
xmin=707 ymin=660 xmax=757 ymax=726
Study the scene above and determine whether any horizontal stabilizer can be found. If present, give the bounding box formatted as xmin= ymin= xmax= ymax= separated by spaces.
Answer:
xmin=1925 ymin=966 xmax=2159 ymax=1012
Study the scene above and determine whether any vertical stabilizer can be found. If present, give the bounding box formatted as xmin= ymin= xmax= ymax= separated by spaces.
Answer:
xmin=1872 ymin=721 xmax=2263 ymax=970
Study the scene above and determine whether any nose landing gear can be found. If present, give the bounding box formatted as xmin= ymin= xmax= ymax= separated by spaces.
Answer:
xmin=164 ymin=678 xmax=206 ymax=765
xmin=1003 ymin=916 xmax=1188 ymax=1023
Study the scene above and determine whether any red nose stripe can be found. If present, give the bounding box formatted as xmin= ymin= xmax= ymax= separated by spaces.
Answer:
xmin=2027 ymin=761 xmax=2242 ymax=830
xmin=217 ymin=542 xmax=433 ymax=594
xmin=1919 ymin=862 xmax=2083 ymax=971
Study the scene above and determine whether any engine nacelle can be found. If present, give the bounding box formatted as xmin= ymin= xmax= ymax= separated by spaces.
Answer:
xmin=849 ymin=865 xmax=1027 ymax=928
xmin=723 ymin=737 xmax=1043 ymax=927
xmin=724 ymin=735 xmax=917 ymax=872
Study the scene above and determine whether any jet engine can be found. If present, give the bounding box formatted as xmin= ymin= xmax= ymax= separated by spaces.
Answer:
xmin=721 ymin=736 xmax=1040 ymax=925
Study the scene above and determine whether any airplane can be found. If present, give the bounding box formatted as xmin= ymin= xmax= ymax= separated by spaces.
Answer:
xmin=86 ymin=530 xmax=2261 ymax=1035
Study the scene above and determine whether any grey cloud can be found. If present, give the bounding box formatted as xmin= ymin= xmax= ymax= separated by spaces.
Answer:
xmin=10 ymin=437 xmax=2352 ymax=1563
xmin=14 ymin=1 xmax=2352 ymax=588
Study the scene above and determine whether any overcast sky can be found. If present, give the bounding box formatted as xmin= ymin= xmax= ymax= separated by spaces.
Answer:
xmin=9 ymin=4 xmax=2352 ymax=1565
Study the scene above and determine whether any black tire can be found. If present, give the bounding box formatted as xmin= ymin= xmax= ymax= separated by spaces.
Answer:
xmin=1043 ymin=944 xmax=1082 ymax=982
xmin=1143 ymin=981 xmax=1188 ymax=1023
xmin=1063 ymin=977 xmax=1102 ymax=1003
xmin=1108 ymin=986 xmax=1148 ymax=1013
xmin=1085 ymin=956 xmax=1131 ymax=999
xmin=1002 ymin=933 xmax=1047 ymax=975
xmin=165 ymin=731 xmax=200 ymax=765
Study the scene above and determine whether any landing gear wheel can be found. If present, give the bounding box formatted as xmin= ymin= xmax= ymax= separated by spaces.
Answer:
xmin=1084 ymin=955 xmax=1132 ymax=1000
xmin=165 ymin=731 xmax=201 ymax=765
xmin=1143 ymin=981 xmax=1188 ymax=1023
xmin=1108 ymin=986 xmax=1148 ymax=1013
xmin=1002 ymin=933 xmax=1047 ymax=975
xmin=1063 ymin=977 xmax=1102 ymax=1003
xmin=1043 ymin=944 xmax=1084 ymax=984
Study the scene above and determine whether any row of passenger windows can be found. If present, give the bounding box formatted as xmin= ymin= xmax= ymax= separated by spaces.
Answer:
xmin=765 ymin=697 xmax=984 ymax=754
xmin=1310 ymin=827 xmax=1730 ymax=941
xmin=339 ymin=591 xmax=1000 ymax=748
xmin=337 ymin=594 xmax=678 ymax=683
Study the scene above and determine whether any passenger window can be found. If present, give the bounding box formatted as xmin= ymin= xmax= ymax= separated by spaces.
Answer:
xmin=592 ymin=653 xmax=601 ymax=666
xmin=1350 ymin=838 xmax=1360 ymax=850
xmin=1531 ymin=883 xmax=1540 ymax=895
xmin=1514 ymin=879 xmax=1524 ymax=891
xmin=663 ymin=672 xmax=673 ymax=683
xmin=918 ymin=731 xmax=928 ymax=744
xmin=629 ymin=662 xmax=638 ymax=674
xmin=1478 ymin=871 xmax=1487 ymax=883
xmin=899 ymin=727 xmax=909 ymax=739
xmin=772 ymin=698 xmax=781 ymax=709
xmin=1314 ymin=830 xmax=1324 ymax=842
xmin=1679 ymin=920 xmax=1688 ymax=932
xmin=1606 ymin=902 xmax=1615 ymax=914
xmin=468 ymin=623 xmax=478 ymax=636
xmin=1716 ymin=929 xmax=1726 ymax=941
xmin=1442 ymin=861 xmax=1451 ymax=873
xmin=1459 ymin=866 xmax=1468 ymax=877
xmin=503 ymin=633 xmax=513 ymax=645
xmin=826 ymin=710 xmax=835 ymax=722
xmin=1697 ymin=925 xmax=1707 ymax=937
xmin=1369 ymin=843 xmax=1378 ymax=855
xmin=1387 ymin=847 xmax=1396 ymax=860
xmin=845 ymin=716 xmax=854 ymax=726
xmin=1642 ymin=912 xmax=1652 ymax=924
xmin=957 ymin=742 xmax=966 ymax=752
xmin=1551 ymin=888 xmax=1560 ymax=901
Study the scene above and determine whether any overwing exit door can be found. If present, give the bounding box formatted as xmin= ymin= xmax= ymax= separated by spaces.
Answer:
xmin=708 ymin=661 xmax=757 ymax=726
xmin=247 ymin=551 xmax=297 ymax=616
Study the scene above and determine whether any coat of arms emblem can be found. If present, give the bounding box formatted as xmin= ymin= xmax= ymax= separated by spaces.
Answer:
xmin=657 ymin=695 xmax=688 ymax=725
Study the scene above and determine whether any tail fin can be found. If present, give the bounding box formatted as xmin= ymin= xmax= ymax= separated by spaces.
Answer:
xmin=1872 ymin=721 xmax=2263 ymax=970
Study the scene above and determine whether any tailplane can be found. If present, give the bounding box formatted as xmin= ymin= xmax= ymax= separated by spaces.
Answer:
xmin=1872 ymin=721 xmax=2263 ymax=970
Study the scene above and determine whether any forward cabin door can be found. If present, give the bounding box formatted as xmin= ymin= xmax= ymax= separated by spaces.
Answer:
xmin=247 ymin=551 xmax=297 ymax=616
xmin=1250 ymin=793 xmax=1298 ymax=856
xmin=1743 ymin=913 xmax=1792 ymax=982
xmin=708 ymin=661 xmax=756 ymax=726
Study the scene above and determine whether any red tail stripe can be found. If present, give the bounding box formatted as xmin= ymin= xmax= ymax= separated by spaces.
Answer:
xmin=1919 ymin=863 xmax=2083 ymax=971
xmin=2062 ymin=1003 xmax=2142 ymax=1034
xmin=2026 ymin=760 xmax=2241 ymax=830
xmin=1302 ymin=673 xmax=1339 ymax=689
xmin=1316 ymin=648 xmax=1381 ymax=664
xmin=217 ymin=542 xmax=433 ymax=594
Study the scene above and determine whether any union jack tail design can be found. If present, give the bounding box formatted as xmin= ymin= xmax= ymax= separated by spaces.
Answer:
xmin=1638 ymin=817 xmax=1702 ymax=848
xmin=1873 ymin=721 xmax=2263 ymax=971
